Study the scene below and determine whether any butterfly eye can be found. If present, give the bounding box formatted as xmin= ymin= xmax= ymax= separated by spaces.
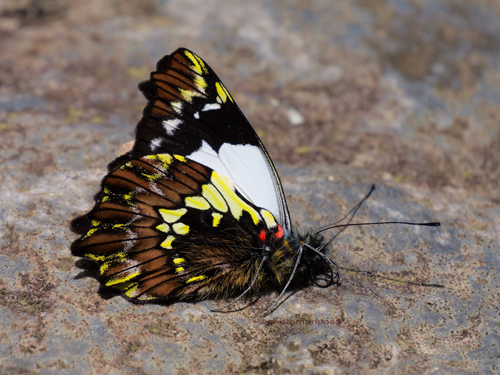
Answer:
xmin=259 ymin=229 xmax=267 ymax=242
xmin=274 ymin=224 xmax=284 ymax=239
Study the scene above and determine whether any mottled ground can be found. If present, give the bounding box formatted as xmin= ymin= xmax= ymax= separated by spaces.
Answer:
xmin=0 ymin=0 xmax=499 ymax=374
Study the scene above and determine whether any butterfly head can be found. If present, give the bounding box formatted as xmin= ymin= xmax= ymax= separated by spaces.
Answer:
xmin=266 ymin=229 xmax=339 ymax=291
xmin=300 ymin=232 xmax=340 ymax=289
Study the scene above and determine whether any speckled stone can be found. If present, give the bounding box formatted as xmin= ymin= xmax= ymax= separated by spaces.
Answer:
xmin=0 ymin=0 xmax=499 ymax=374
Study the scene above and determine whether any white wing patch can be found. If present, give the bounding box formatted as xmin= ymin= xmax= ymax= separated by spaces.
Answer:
xmin=202 ymin=103 xmax=221 ymax=111
xmin=162 ymin=118 xmax=182 ymax=135
xmin=187 ymin=141 xmax=284 ymax=228
xmin=188 ymin=141 xmax=228 ymax=183
xmin=171 ymin=102 xmax=183 ymax=115
xmin=150 ymin=137 xmax=163 ymax=151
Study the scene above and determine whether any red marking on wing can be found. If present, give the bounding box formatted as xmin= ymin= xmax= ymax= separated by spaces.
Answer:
xmin=274 ymin=224 xmax=284 ymax=239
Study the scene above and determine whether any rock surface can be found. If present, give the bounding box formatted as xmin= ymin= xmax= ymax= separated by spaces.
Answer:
xmin=0 ymin=0 xmax=499 ymax=374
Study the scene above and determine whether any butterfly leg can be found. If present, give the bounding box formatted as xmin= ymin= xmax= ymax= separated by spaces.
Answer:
xmin=263 ymin=245 xmax=304 ymax=316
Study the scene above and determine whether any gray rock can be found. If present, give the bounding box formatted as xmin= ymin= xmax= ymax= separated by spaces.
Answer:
xmin=0 ymin=0 xmax=499 ymax=374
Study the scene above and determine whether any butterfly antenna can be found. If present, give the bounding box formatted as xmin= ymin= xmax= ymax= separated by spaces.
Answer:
xmin=310 ymin=219 xmax=439 ymax=289
xmin=315 ymin=221 xmax=440 ymax=235
xmin=263 ymin=246 xmax=304 ymax=316
xmin=313 ymin=184 xmax=376 ymax=237
xmin=211 ymin=256 xmax=268 ymax=313
xmin=313 ymin=184 xmax=440 ymax=236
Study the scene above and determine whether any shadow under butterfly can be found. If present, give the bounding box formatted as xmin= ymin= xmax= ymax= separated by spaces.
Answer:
xmin=71 ymin=48 xmax=441 ymax=314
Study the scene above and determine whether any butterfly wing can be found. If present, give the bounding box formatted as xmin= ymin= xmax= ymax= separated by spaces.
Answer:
xmin=114 ymin=48 xmax=291 ymax=234
xmin=71 ymin=153 xmax=284 ymax=302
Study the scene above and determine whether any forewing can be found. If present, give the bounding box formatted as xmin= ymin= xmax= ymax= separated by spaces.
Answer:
xmin=115 ymin=48 xmax=291 ymax=233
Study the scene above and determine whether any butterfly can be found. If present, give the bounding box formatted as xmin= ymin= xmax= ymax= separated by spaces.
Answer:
xmin=71 ymin=48 xmax=439 ymax=312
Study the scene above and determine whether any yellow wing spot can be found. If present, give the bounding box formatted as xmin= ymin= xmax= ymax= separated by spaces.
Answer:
xmin=173 ymin=222 xmax=190 ymax=235
xmin=100 ymin=261 xmax=119 ymax=275
xmin=181 ymin=49 xmax=208 ymax=91
xmin=100 ymin=263 xmax=110 ymax=274
xmin=101 ymin=188 xmax=110 ymax=202
xmin=111 ymin=223 xmax=130 ymax=231
xmin=122 ymin=193 xmax=135 ymax=206
xmin=173 ymin=257 xmax=185 ymax=264
xmin=215 ymin=82 xmax=227 ymax=104
xmin=260 ymin=209 xmax=277 ymax=229
xmin=186 ymin=275 xmax=206 ymax=284
xmin=159 ymin=208 xmax=187 ymax=223
xmin=179 ymin=88 xmax=203 ymax=103
xmin=120 ymin=162 xmax=133 ymax=170
xmin=113 ymin=281 xmax=150 ymax=299
xmin=215 ymin=81 xmax=233 ymax=103
xmin=82 ymin=227 xmax=98 ymax=239
xmin=124 ymin=283 xmax=140 ymax=298
xmin=161 ymin=235 xmax=176 ymax=249
xmin=175 ymin=267 xmax=185 ymax=273
xmin=174 ymin=155 xmax=186 ymax=162
xmin=82 ymin=220 xmax=101 ymax=239
xmin=85 ymin=252 xmax=127 ymax=275
xmin=84 ymin=252 xmax=106 ymax=262
xmin=222 ymin=83 xmax=233 ymax=102
xmin=102 ymin=188 xmax=135 ymax=206
xmin=202 ymin=184 xmax=228 ymax=212
xmin=211 ymin=172 xmax=261 ymax=225
xmin=157 ymin=153 xmax=173 ymax=165
xmin=114 ymin=283 xmax=131 ymax=291
xmin=212 ymin=212 xmax=223 ymax=227
xmin=156 ymin=223 xmax=170 ymax=233
xmin=184 ymin=50 xmax=208 ymax=75
xmin=194 ymin=75 xmax=207 ymax=92
xmin=185 ymin=196 xmax=211 ymax=210
xmin=141 ymin=172 xmax=162 ymax=181
xmin=145 ymin=153 xmax=174 ymax=170
xmin=83 ymin=221 xmax=132 ymax=240
xmin=106 ymin=271 xmax=140 ymax=287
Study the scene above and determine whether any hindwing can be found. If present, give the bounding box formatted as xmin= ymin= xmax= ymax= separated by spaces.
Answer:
xmin=71 ymin=153 xmax=284 ymax=302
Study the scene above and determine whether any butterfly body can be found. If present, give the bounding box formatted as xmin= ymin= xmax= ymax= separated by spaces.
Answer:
xmin=72 ymin=47 xmax=337 ymax=305
xmin=71 ymin=46 xmax=344 ymax=308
